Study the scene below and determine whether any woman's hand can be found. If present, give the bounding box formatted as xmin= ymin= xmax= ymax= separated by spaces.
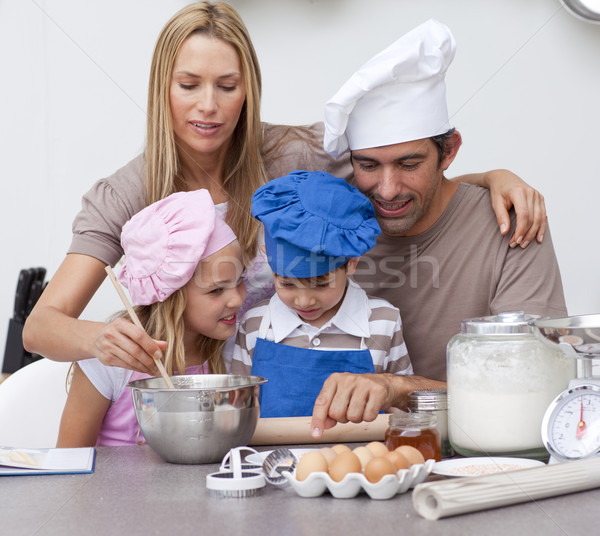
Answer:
xmin=94 ymin=317 xmax=164 ymax=375
xmin=453 ymin=169 xmax=547 ymax=248
xmin=485 ymin=169 xmax=547 ymax=248
xmin=23 ymin=253 xmax=162 ymax=375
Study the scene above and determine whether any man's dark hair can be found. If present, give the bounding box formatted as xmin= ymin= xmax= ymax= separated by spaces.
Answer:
xmin=431 ymin=128 xmax=456 ymax=167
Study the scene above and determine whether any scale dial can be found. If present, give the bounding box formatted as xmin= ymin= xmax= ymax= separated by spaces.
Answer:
xmin=542 ymin=384 xmax=600 ymax=462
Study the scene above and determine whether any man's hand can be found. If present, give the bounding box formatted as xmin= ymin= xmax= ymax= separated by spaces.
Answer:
xmin=310 ymin=373 xmax=446 ymax=439
xmin=310 ymin=373 xmax=397 ymax=439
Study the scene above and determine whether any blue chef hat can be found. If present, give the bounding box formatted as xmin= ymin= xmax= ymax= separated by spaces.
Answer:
xmin=252 ymin=170 xmax=381 ymax=278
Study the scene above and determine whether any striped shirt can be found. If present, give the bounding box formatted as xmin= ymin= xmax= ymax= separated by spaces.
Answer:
xmin=231 ymin=279 xmax=413 ymax=375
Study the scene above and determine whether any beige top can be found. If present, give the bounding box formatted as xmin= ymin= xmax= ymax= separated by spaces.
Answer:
xmin=351 ymin=182 xmax=567 ymax=381
xmin=69 ymin=122 xmax=352 ymax=266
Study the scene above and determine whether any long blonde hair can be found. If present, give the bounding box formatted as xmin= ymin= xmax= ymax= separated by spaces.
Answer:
xmin=145 ymin=1 xmax=265 ymax=264
xmin=132 ymin=288 xmax=226 ymax=375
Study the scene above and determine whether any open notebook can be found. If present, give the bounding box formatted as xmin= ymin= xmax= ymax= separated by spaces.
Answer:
xmin=0 ymin=446 xmax=95 ymax=476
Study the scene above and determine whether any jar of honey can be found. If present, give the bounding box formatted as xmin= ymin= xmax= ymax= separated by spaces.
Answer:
xmin=385 ymin=412 xmax=441 ymax=462
xmin=407 ymin=389 xmax=453 ymax=459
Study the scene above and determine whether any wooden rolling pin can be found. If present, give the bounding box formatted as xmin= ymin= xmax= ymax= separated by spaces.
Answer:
xmin=249 ymin=413 xmax=390 ymax=445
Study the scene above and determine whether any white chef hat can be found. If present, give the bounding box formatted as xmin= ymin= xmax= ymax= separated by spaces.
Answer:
xmin=323 ymin=19 xmax=456 ymax=158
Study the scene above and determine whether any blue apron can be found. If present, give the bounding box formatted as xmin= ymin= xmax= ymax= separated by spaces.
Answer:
xmin=250 ymin=309 xmax=374 ymax=417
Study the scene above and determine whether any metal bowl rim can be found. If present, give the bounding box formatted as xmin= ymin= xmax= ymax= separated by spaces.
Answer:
xmin=127 ymin=374 xmax=267 ymax=392
xmin=534 ymin=314 xmax=600 ymax=330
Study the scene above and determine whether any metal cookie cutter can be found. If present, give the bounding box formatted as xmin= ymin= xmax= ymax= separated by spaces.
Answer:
xmin=262 ymin=448 xmax=298 ymax=486
xmin=206 ymin=447 xmax=265 ymax=498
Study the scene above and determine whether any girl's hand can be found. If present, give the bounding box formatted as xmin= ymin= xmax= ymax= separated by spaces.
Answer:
xmin=94 ymin=317 xmax=166 ymax=375
xmin=485 ymin=169 xmax=547 ymax=248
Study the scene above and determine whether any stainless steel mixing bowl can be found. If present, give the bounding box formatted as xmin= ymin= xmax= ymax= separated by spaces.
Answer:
xmin=128 ymin=374 xmax=267 ymax=464
xmin=534 ymin=314 xmax=600 ymax=358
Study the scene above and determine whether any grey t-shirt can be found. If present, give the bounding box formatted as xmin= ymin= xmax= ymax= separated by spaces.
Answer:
xmin=351 ymin=182 xmax=567 ymax=381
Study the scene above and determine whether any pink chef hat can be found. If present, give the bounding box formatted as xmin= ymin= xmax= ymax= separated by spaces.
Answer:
xmin=118 ymin=190 xmax=237 ymax=305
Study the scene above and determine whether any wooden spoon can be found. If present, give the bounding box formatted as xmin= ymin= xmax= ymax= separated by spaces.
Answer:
xmin=104 ymin=266 xmax=174 ymax=389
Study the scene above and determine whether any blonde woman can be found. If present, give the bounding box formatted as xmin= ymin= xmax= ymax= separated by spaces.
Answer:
xmin=24 ymin=2 xmax=546 ymax=375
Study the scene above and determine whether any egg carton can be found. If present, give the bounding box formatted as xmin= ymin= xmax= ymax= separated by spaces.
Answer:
xmin=281 ymin=459 xmax=435 ymax=500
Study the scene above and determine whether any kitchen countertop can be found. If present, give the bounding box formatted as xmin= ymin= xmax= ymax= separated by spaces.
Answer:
xmin=1 ymin=444 xmax=598 ymax=536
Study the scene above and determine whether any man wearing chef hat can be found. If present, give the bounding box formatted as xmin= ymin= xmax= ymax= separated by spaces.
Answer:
xmin=311 ymin=19 xmax=567 ymax=438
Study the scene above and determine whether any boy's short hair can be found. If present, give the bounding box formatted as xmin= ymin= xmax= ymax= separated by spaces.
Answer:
xmin=274 ymin=261 xmax=350 ymax=287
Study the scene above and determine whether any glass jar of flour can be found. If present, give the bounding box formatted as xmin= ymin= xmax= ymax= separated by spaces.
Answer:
xmin=447 ymin=312 xmax=575 ymax=460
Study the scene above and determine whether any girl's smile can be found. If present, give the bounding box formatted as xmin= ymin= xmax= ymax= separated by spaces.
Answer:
xmin=219 ymin=313 xmax=237 ymax=326
xmin=183 ymin=241 xmax=246 ymax=343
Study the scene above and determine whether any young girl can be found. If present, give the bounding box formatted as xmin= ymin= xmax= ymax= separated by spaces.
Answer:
xmin=57 ymin=190 xmax=246 ymax=447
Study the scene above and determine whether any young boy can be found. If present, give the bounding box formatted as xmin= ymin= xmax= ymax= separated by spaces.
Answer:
xmin=231 ymin=170 xmax=413 ymax=417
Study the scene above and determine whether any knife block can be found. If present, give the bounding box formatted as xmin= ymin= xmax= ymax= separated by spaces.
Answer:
xmin=2 ymin=318 xmax=41 ymax=374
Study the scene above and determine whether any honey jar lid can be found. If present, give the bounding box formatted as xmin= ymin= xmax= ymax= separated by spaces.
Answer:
xmin=407 ymin=389 xmax=447 ymax=411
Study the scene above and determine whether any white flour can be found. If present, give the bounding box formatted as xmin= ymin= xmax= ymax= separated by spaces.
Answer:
xmin=447 ymin=342 xmax=575 ymax=454
xmin=448 ymin=388 xmax=559 ymax=452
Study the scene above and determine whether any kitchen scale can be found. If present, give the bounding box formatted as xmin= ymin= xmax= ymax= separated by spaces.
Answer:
xmin=535 ymin=314 xmax=600 ymax=463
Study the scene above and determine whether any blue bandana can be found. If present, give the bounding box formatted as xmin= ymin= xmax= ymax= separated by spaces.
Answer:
xmin=252 ymin=170 xmax=381 ymax=278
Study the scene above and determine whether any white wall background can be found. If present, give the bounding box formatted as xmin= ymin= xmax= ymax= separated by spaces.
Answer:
xmin=2 ymin=0 xmax=599 ymax=367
